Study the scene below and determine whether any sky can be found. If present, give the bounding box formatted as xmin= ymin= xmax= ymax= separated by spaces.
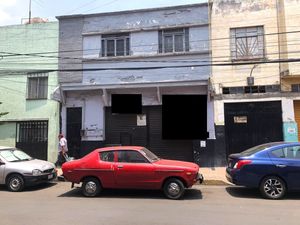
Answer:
xmin=0 ymin=0 xmax=206 ymax=26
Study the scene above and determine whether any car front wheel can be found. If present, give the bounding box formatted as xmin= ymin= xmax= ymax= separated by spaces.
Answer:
xmin=82 ymin=177 xmax=102 ymax=197
xmin=7 ymin=174 xmax=25 ymax=192
xmin=260 ymin=176 xmax=286 ymax=199
xmin=163 ymin=178 xmax=185 ymax=200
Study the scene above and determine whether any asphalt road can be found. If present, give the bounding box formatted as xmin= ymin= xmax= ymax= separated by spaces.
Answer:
xmin=1 ymin=182 xmax=300 ymax=225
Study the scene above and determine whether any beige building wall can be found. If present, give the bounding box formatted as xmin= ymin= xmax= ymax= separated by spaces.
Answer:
xmin=210 ymin=0 xmax=284 ymax=125
xmin=210 ymin=0 xmax=280 ymax=94
xmin=281 ymin=0 xmax=300 ymax=89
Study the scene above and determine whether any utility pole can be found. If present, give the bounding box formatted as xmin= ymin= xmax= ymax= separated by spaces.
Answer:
xmin=29 ymin=0 xmax=32 ymax=24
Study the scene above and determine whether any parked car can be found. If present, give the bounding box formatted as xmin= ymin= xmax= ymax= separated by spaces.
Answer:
xmin=62 ymin=146 xmax=203 ymax=199
xmin=0 ymin=146 xmax=57 ymax=192
xmin=226 ymin=142 xmax=300 ymax=199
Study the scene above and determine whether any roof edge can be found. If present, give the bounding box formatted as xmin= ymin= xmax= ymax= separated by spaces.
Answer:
xmin=56 ymin=3 xmax=208 ymax=20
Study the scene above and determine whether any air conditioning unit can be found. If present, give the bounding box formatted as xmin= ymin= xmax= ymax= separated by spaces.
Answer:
xmin=247 ymin=77 xmax=254 ymax=86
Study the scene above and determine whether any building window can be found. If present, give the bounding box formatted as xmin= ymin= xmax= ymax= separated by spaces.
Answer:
xmin=27 ymin=73 xmax=48 ymax=99
xmin=159 ymin=28 xmax=189 ymax=53
xmin=222 ymin=85 xmax=280 ymax=94
xmin=291 ymin=84 xmax=300 ymax=92
xmin=101 ymin=33 xmax=130 ymax=57
xmin=230 ymin=26 xmax=264 ymax=60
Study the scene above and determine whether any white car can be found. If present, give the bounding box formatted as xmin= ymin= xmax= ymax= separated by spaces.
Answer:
xmin=0 ymin=146 xmax=57 ymax=192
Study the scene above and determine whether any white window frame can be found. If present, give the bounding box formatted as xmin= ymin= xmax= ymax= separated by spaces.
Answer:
xmin=27 ymin=73 xmax=48 ymax=100
xmin=230 ymin=26 xmax=265 ymax=60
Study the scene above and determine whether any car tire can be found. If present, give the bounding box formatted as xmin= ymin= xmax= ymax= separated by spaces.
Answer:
xmin=163 ymin=178 xmax=185 ymax=200
xmin=259 ymin=176 xmax=286 ymax=199
xmin=82 ymin=177 xmax=102 ymax=197
xmin=7 ymin=174 xmax=25 ymax=192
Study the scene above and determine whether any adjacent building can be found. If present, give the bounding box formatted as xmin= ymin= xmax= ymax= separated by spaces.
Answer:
xmin=210 ymin=0 xmax=300 ymax=161
xmin=0 ymin=22 xmax=60 ymax=162
xmin=57 ymin=3 xmax=217 ymax=166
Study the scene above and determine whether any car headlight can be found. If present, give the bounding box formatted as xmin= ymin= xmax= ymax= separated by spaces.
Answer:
xmin=32 ymin=169 xmax=42 ymax=176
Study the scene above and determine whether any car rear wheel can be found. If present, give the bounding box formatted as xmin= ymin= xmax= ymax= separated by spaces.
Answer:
xmin=260 ymin=176 xmax=286 ymax=199
xmin=7 ymin=174 xmax=25 ymax=192
xmin=82 ymin=177 xmax=102 ymax=197
xmin=163 ymin=178 xmax=185 ymax=200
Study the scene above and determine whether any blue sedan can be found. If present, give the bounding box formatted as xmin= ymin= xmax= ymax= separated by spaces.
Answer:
xmin=226 ymin=142 xmax=300 ymax=199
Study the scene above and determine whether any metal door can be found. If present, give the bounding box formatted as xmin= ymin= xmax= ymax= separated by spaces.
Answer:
xmin=225 ymin=101 xmax=283 ymax=156
xmin=16 ymin=121 xmax=48 ymax=160
xmin=66 ymin=107 xmax=82 ymax=158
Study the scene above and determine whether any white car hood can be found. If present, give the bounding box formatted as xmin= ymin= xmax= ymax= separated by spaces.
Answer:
xmin=6 ymin=159 xmax=55 ymax=172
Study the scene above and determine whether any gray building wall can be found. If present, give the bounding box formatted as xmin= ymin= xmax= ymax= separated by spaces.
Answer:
xmin=57 ymin=3 xmax=210 ymax=84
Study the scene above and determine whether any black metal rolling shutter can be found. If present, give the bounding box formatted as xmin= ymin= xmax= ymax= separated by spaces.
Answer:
xmin=105 ymin=106 xmax=194 ymax=162
xmin=105 ymin=107 xmax=147 ymax=147
xmin=147 ymin=106 xmax=194 ymax=162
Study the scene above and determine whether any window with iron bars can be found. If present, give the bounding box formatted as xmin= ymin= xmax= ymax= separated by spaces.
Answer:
xmin=159 ymin=28 xmax=189 ymax=53
xmin=230 ymin=26 xmax=264 ymax=60
xmin=222 ymin=85 xmax=280 ymax=94
xmin=27 ymin=73 xmax=48 ymax=99
xmin=101 ymin=33 xmax=130 ymax=57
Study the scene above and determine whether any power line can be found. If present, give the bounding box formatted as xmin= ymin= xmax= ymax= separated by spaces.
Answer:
xmin=1 ymin=57 xmax=300 ymax=73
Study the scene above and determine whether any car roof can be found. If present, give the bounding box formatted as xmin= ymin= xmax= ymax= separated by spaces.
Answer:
xmin=0 ymin=146 xmax=14 ymax=151
xmin=96 ymin=146 xmax=144 ymax=152
xmin=265 ymin=142 xmax=300 ymax=148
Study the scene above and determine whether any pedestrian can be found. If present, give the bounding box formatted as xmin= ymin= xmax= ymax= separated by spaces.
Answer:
xmin=55 ymin=133 xmax=68 ymax=167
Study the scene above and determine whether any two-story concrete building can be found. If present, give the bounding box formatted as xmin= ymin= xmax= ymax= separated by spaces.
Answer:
xmin=57 ymin=3 xmax=218 ymax=166
xmin=210 ymin=0 xmax=300 ymax=161
xmin=0 ymin=22 xmax=60 ymax=162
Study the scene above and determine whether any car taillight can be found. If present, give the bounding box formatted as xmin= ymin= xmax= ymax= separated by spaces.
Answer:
xmin=233 ymin=160 xmax=252 ymax=169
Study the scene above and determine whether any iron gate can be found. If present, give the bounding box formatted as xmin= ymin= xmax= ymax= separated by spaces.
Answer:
xmin=16 ymin=121 xmax=48 ymax=160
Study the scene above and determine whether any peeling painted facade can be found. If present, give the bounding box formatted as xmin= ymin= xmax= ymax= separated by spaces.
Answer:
xmin=57 ymin=4 xmax=217 ymax=166
xmin=210 ymin=0 xmax=300 ymax=159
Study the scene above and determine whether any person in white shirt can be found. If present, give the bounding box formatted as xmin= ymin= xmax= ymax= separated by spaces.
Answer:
xmin=55 ymin=134 xmax=68 ymax=167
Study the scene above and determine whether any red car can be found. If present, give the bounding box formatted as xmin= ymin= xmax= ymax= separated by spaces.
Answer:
xmin=62 ymin=146 xmax=203 ymax=199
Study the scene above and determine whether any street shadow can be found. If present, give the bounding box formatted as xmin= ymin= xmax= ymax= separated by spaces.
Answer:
xmin=226 ymin=186 xmax=300 ymax=200
xmin=226 ymin=186 xmax=261 ymax=199
xmin=58 ymin=187 xmax=202 ymax=200
xmin=0 ymin=182 xmax=57 ymax=193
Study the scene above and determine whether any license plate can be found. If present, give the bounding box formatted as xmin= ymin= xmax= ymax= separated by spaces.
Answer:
xmin=48 ymin=174 xmax=54 ymax=179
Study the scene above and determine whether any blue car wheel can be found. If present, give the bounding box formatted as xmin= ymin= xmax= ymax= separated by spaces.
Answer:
xmin=259 ymin=176 xmax=286 ymax=199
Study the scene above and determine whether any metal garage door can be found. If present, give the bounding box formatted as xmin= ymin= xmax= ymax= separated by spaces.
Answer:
xmin=224 ymin=101 xmax=283 ymax=156
xmin=105 ymin=106 xmax=194 ymax=162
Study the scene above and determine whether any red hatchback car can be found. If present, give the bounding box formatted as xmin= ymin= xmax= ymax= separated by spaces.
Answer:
xmin=62 ymin=146 xmax=203 ymax=199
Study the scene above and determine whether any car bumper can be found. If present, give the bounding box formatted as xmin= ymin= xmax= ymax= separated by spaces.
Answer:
xmin=24 ymin=172 xmax=57 ymax=186
xmin=226 ymin=167 xmax=259 ymax=188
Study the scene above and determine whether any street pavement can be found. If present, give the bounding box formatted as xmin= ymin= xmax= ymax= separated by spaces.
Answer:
xmin=1 ymin=182 xmax=300 ymax=225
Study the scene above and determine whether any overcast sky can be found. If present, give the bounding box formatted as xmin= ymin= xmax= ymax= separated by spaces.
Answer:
xmin=0 ymin=0 xmax=206 ymax=26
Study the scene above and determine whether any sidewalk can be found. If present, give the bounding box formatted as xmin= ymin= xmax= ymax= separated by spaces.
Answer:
xmin=56 ymin=167 xmax=230 ymax=185
xmin=200 ymin=167 xmax=229 ymax=185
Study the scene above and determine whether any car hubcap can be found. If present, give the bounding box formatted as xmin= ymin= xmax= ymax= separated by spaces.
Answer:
xmin=264 ymin=179 xmax=283 ymax=198
xmin=10 ymin=178 xmax=21 ymax=190
xmin=168 ymin=182 xmax=180 ymax=196
xmin=85 ymin=181 xmax=97 ymax=194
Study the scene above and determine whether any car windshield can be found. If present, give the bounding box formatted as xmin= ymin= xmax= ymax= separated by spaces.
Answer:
xmin=240 ymin=143 xmax=281 ymax=156
xmin=140 ymin=148 xmax=160 ymax=162
xmin=0 ymin=149 xmax=32 ymax=162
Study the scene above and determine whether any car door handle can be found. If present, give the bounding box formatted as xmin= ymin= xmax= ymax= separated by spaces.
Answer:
xmin=276 ymin=164 xmax=287 ymax=168
xmin=117 ymin=165 xmax=123 ymax=169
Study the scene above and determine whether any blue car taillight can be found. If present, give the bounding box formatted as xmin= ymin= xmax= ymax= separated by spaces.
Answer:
xmin=233 ymin=160 xmax=252 ymax=169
